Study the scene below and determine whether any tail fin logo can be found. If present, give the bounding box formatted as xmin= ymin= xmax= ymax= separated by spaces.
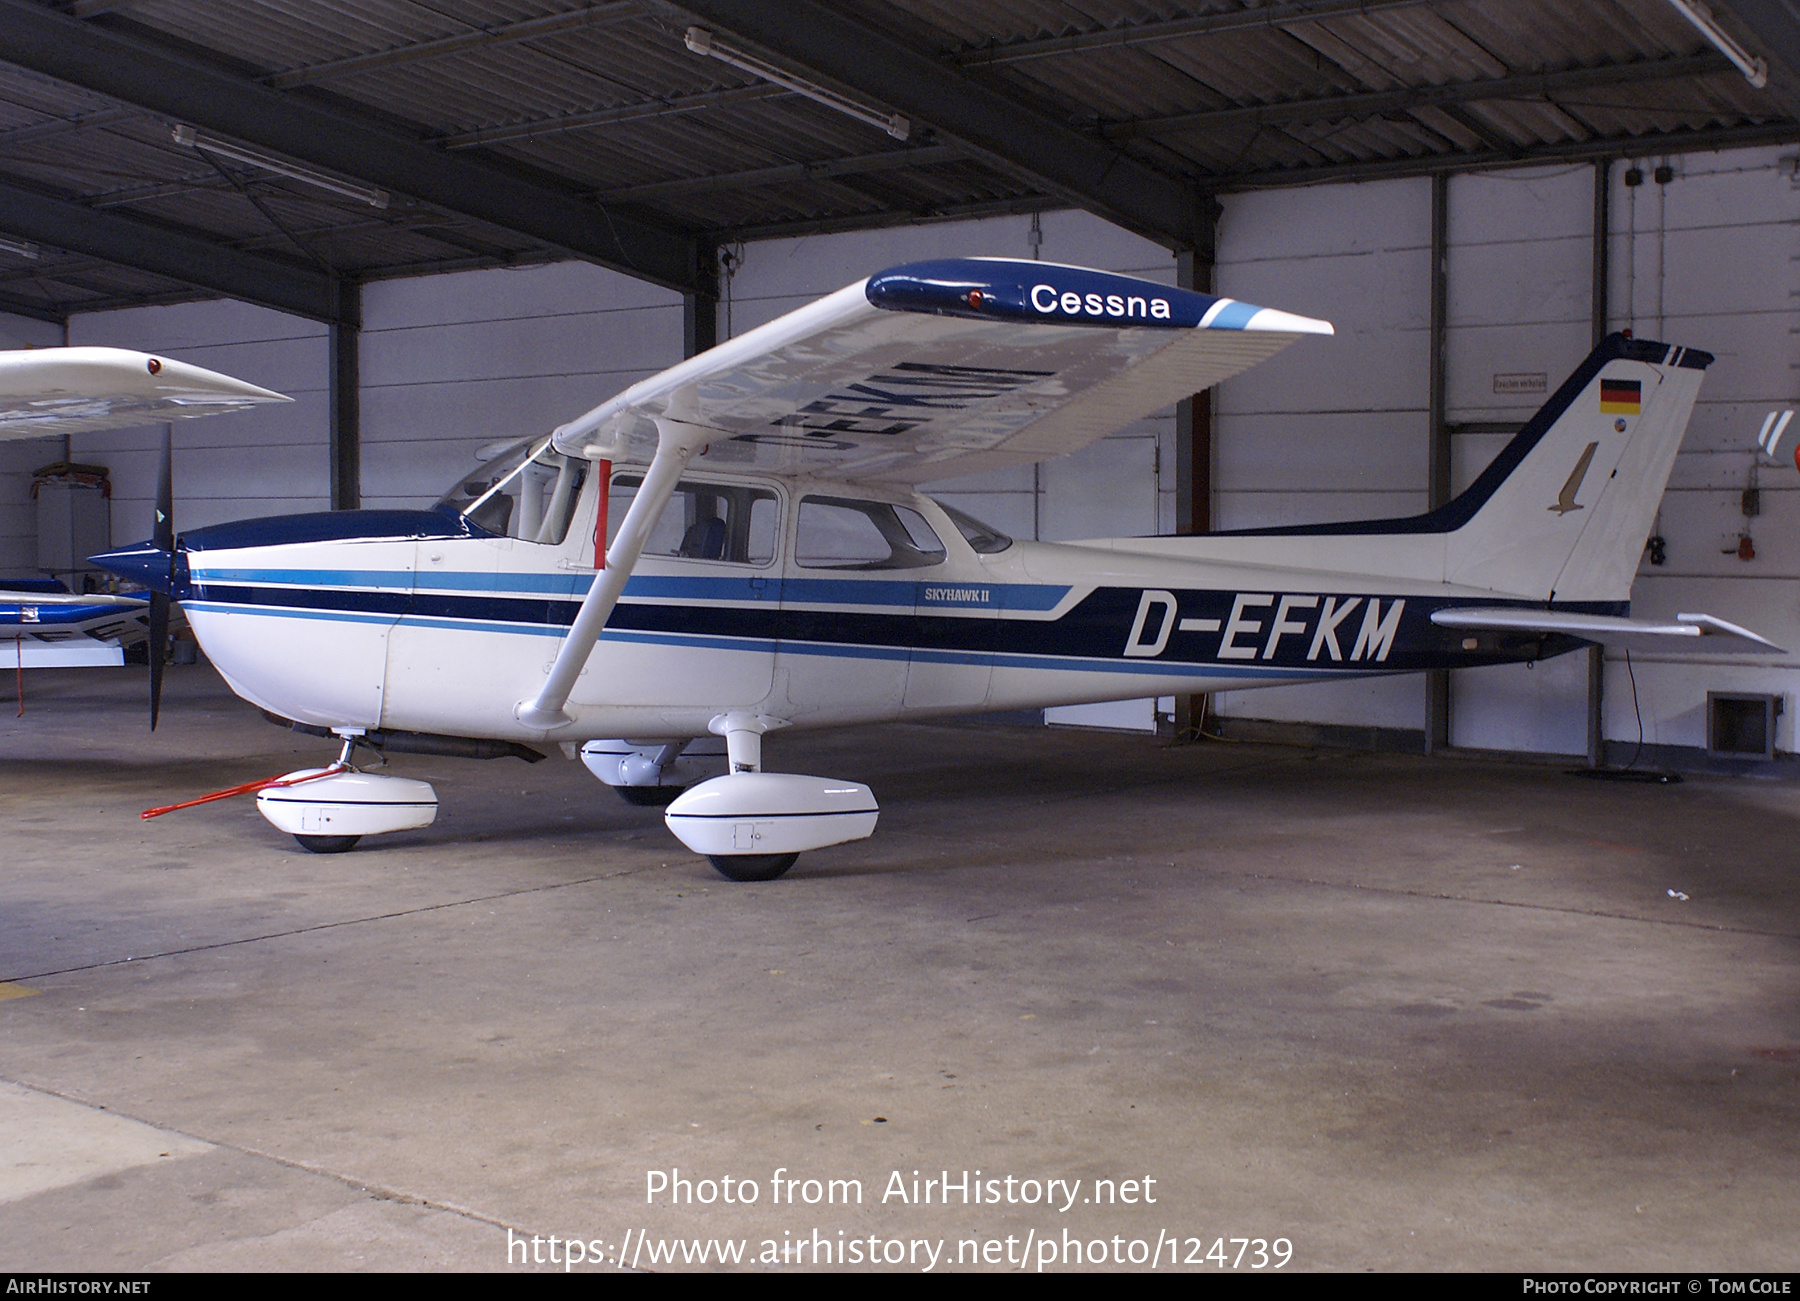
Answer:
xmin=1549 ymin=441 xmax=1599 ymax=515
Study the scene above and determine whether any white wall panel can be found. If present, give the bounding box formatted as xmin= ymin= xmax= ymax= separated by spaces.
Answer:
xmin=1449 ymin=652 xmax=1589 ymax=755
xmin=1213 ymin=176 xmax=1430 ymax=732
xmin=1441 ymin=167 xmax=1594 ymax=752
xmin=1219 ymin=180 xmax=1432 ymax=259
xmin=1601 ymin=147 xmax=1800 ymax=756
xmin=0 ymin=311 xmax=66 ymax=578
xmin=67 ymin=300 xmax=328 ymax=542
xmin=360 ymin=261 xmax=683 ymax=509
xmin=1212 ymin=673 xmax=1426 ymax=730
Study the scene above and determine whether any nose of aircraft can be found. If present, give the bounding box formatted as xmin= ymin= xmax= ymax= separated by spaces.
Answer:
xmin=89 ymin=539 xmax=183 ymax=597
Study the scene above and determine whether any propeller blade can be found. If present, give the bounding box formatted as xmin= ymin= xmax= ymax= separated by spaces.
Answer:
xmin=153 ymin=423 xmax=173 ymax=552
xmin=147 ymin=590 xmax=169 ymax=730
xmin=148 ymin=422 xmax=173 ymax=730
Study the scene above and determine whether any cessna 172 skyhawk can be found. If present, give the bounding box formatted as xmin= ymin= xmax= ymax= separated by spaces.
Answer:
xmin=90 ymin=257 xmax=1774 ymax=880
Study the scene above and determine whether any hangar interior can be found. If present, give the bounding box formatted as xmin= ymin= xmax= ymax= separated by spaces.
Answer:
xmin=2 ymin=0 xmax=1799 ymax=1274
xmin=0 ymin=0 xmax=1794 ymax=765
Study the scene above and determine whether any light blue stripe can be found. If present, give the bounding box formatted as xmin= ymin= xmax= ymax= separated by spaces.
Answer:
xmin=184 ymin=601 xmax=1380 ymax=682
xmin=1205 ymin=299 xmax=1262 ymax=330
xmin=188 ymin=566 xmax=1069 ymax=611
xmin=184 ymin=601 xmax=400 ymax=628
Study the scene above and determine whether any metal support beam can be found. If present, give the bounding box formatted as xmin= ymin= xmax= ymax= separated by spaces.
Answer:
xmin=1587 ymin=158 xmax=1611 ymax=767
xmin=713 ymin=194 xmax=1060 ymax=245
xmin=1173 ymin=202 xmax=1220 ymax=743
xmin=1425 ymin=173 xmax=1451 ymax=756
xmin=603 ymin=144 xmax=964 ymax=204
xmin=0 ymin=174 xmax=347 ymax=322
xmin=0 ymin=0 xmax=699 ymax=292
xmin=669 ymin=0 xmax=1199 ymax=248
xmin=264 ymin=2 xmax=639 ymax=89
xmin=328 ymin=280 xmax=361 ymax=510
xmin=1592 ymin=158 xmax=1612 ymax=349
xmin=438 ymin=85 xmax=786 ymax=150
xmin=684 ymin=240 xmax=718 ymax=359
xmin=957 ymin=0 xmax=1436 ymax=65
xmin=0 ymin=290 xmax=66 ymax=324
xmin=1218 ymin=121 xmax=1800 ymax=191
xmin=1172 ymin=219 xmax=1219 ymax=536
xmin=1108 ymin=53 xmax=1729 ymax=141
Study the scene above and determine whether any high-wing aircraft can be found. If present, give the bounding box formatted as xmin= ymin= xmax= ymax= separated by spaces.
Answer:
xmin=92 ymin=257 xmax=1775 ymax=879
xmin=0 ymin=347 xmax=289 ymax=705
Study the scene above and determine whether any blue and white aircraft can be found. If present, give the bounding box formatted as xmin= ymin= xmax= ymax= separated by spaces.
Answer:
xmin=92 ymin=258 xmax=1775 ymax=879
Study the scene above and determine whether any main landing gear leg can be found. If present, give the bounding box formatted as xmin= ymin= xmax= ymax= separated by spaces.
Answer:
xmin=703 ymin=712 xmax=796 ymax=883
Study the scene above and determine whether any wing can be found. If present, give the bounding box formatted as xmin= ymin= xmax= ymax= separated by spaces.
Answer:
xmin=0 ymin=347 xmax=290 ymax=441
xmin=1432 ymin=607 xmax=1781 ymax=653
xmin=550 ymin=257 xmax=1331 ymax=484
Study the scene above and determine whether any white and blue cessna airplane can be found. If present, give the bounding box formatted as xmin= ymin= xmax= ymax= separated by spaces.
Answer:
xmin=90 ymin=258 xmax=1774 ymax=879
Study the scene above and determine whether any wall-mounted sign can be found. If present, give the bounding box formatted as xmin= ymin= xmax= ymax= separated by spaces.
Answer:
xmin=1494 ymin=372 xmax=1548 ymax=395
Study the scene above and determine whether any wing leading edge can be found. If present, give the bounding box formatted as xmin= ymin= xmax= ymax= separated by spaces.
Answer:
xmin=551 ymin=258 xmax=1332 ymax=484
xmin=0 ymin=347 xmax=291 ymax=441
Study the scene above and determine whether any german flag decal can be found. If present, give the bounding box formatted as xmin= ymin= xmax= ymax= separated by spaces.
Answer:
xmin=1599 ymin=378 xmax=1641 ymax=415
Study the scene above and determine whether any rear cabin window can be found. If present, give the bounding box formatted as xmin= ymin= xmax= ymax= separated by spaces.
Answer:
xmin=609 ymin=475 xmax=779 ymax=565
xmin=796 ymin=496 xmax=945 ymax=570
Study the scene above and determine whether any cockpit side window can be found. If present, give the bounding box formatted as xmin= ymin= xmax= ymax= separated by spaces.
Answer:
xmin=796 ymin=496 xmax=946 ymax=570
xmin=436 ymin=437 xmax=589 ymax=545
xmin=609 ymin=475 xmax=780 ymax=566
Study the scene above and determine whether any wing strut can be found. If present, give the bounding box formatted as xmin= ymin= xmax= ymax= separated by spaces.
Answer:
xmin=515 ymin=419 xmax=696 ymax=731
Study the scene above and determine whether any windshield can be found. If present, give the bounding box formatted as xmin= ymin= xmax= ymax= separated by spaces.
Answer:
xmin=931 ymin=500 xmax=1013 ymax=554
xmin=435 ymin=437 xmax=589 ymax=545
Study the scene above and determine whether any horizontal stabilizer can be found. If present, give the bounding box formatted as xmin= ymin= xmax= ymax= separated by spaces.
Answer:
xmin=1431 ymin=607 xmax=1781 ymax=653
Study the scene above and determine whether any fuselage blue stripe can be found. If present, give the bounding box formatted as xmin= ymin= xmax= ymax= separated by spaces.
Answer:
xmin=182 ymin=599 xmax=1368 ymax=681
xmin=186 ymin=567 xmax=1070 ymax=611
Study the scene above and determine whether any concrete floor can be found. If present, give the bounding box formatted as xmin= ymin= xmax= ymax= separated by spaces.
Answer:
xmin=1 ymin=663 xmax=1796 ymax=1273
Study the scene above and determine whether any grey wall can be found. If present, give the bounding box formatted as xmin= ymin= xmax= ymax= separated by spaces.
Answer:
xmin=359 ymin=260 xmax=683 ymax=510
xmin=1208 ymin=146 xmax=1800 ymax=757
xmin=66 ymin=299 xmax=329 ymax=543
xmin=0 ymin=311 xmax=72 ymax=580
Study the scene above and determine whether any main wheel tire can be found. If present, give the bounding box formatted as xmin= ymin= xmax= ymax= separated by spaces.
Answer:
xmin=706 ymin=852 xmax=799 ymax=882
xmin=614 ymin=784 xmax=684 ymax=807
xmin=295 ymin=834 xmax=361 ymax=854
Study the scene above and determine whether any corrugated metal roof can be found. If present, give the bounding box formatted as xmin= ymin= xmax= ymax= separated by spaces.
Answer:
xmin=0 ymin=0 xmax=1791 ymax=318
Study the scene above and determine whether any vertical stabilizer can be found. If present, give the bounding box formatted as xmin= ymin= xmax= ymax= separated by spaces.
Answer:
xmin=1439 ymin=335 xmax=1707 ymax=602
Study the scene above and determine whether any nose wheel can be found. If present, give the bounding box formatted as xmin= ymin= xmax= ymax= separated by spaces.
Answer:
xmin=706 ymin=853 xmax=798 ymax=882
xmin=294 ymin=834 xmax=362 ymax=854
